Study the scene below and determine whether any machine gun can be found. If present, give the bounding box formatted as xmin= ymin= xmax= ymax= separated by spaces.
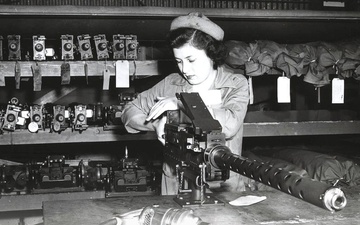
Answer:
xmin=164 ymin=92 xmax=229 ymax=207
xmin=164 ymin=92 xmax=347 ymax=212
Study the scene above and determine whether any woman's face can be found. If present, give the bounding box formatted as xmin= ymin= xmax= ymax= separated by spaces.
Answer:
xmin=173 ymin=43 xmax=215 ymax=85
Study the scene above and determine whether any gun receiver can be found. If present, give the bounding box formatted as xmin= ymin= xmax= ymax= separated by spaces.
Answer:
xmin=164 ymin=92 xmax=229 ymax=207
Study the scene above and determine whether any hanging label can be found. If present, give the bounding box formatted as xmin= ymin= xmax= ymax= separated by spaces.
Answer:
xmin=115 ymin=60 xmax=130 ymax=88
xmin=61 ymin=62 xmax=71 ymax=85
xmin=102 ymin=68 xmax=111 ymax=90
xmin=248 ymin=76 xmax=254 ymax=104
xmin=31 ymin=63 xmax=42 ymax=91
xmin=323 ymin=1 xmax=345 ymax=7
xmin=84 ymin=63 xmax=88 ymax=85
xmin=15 ymin=61 xmax=21 ymax=89
xmin=277 ymin=76 xmax=291 ymax=103
xmin=0 ymin=64 xmax=4 ymax=86
xmin=332 ymin=78 xmax=344 ymax=104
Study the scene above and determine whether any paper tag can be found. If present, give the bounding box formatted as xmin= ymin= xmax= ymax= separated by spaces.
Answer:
xmin=31 ymin=63 xmax=42 ymax=91
xmin=323 ymin=1 xmax=345 ymax=7
xmin=0 ymin=64 xmax=5 ymax=86
xmin=61 ymin=62 xmax=71 ymax=85
xmin=277 ymin=76 xmax=290 ymax=103
xmin=248 ymin=76 xmax=254 ymax=104
xmin=102 ymin=69 xmax=111 ymax=90
xmin=15 ymin=61 xmax=21 ymax=89
xmin=317 ymin=87 xmax=321 ymax=103
xmin=84 ymin=63 xmax=89 ymax=85
xmin=332 ymin=78 xmax=344 ymax=104
xmin=115 ymin=60 xmax=130 ymax=88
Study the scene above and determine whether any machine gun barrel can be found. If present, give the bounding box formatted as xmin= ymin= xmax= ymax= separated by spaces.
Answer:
xmin=205 ymin=145 xmax=347 ymax=212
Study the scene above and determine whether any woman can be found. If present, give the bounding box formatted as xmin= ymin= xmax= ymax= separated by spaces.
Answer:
xmin=121 ymin=12 xmax=249 ymax=195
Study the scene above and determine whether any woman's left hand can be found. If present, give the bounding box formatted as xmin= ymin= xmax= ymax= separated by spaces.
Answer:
xmin=154 ymin=115 xmax=167 ymax=145
xmin=146 ymin=96 xmax=179 ymax=121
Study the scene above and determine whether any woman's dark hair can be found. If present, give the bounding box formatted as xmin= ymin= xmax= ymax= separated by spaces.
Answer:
xmin=167 ymin=28 xmax=227 ymax=69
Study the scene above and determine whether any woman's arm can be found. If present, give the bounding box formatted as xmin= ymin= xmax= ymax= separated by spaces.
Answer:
xmin=212 ymin=75 xmax=249 ymax=139
xmin=121 ymin=79 xmax=167 ymax=133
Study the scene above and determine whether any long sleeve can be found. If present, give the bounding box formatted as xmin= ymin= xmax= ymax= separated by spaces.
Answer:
xmin=121 ymin=73 xmax=185 ymax=133
xmin=212 ymin=73 xmax=249 ymax=140
xmin=121 ymin=81 xmax=164 ymax=133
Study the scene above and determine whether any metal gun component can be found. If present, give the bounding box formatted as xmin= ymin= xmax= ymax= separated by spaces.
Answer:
xmin=2 ymin=97 xmax=23 ymax=132
xmin=36 ymin=155 xmax=77 ymax=189
xmin=94 ymin=34 xmax=109 ymax=60
xmin=139 ymin=206 xmax=208 ymax=225
xmin=0 ymin=165 xmax=16 ymax=193
xmin=112 ymin=34 xmax=126 ymax=59
xmin=125 ymin=35 xmax=138 ymax=60
xmin=165 ymin=93 xmax=228 ymax=207
xmin=119 ymin=92 xmax=138 ymax=103
xmin=0 ymin=164 xmax=31 ymax=194
xmin=61 ymin=34 xmax=74 ymax=60
xmin=28 ymin=104 xmax=44 ymax=133
xmin=8 ymin=35 xmax=21 ymax=60
xmin=77 ymin=34 xmax=93 ymax=60
xmin=204 ymin=145 xmax=347 ymax=212
xmin=87 ymin=102 xmax=104 ymax=126
xmin=82 ymin=161 xmax=110 ymax=191
xmin=101 ymin=206 xmax=207 ymax=225
xmin=51 ymin=105 xmax=68 ymax=133
xmin=32 ymin=35 xmax=46 ymax=61
xmin=113 ymin=147 xmax=149 ymax=192
xmin=71 ymin=105 xmax=89 ymax=132
xmin=102 ymin=93 xmax=137 ymax=131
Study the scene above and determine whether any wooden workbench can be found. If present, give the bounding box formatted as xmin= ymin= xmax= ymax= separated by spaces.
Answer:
xmin=43 ymin=187 xmax=360 ymax=225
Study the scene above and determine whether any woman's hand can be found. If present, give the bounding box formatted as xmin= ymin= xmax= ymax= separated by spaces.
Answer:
xmin=154 ymin=115 xmax=167 ymax=146
xmin=146 ymin=96 xmax=179 ymax=121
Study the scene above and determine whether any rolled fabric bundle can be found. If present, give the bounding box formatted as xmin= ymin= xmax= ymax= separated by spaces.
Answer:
xmin=244 ymin=41 xmax=273 ymax=76
xmin=276 ymin=51 xmax=304 ymax=78
xmin=355 ymin=65 xmax=360 ymax=80
xmin=317 ymin=42 xmax=360 ymax=79
xmin=336 ymin=38 xmax=360 ymax=60
xmin=302 ymin=42 xmax=329 ymax=87
xmin=257 ymin=40 xmax=287 ymax=62
xmin=335 ymin=39 xmax=360 ymax=79
xmin=225 ymin=40 xmax=251 ymax=69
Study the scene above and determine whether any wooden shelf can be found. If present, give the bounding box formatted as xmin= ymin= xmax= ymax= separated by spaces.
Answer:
xmin=1 ymin=6 xmax=360 ymax=21
xmin=1 ymin=120 xmax=360 ymax=145
xmin=0 ymin=127 xmax=158 ymax=145
xmin=244 ymin=120 xmax=360 ymax=137
xmin=1 ymin=6 xmax=359 ymax=44
xmin=0 ymin=60 xmax=167 ymax=78
xmin=0 ymin=60 xmax=285 ymax=78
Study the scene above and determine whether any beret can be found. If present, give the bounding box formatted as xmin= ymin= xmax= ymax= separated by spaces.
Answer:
xmin=170 ymin=12 xmax=224 ymax=41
